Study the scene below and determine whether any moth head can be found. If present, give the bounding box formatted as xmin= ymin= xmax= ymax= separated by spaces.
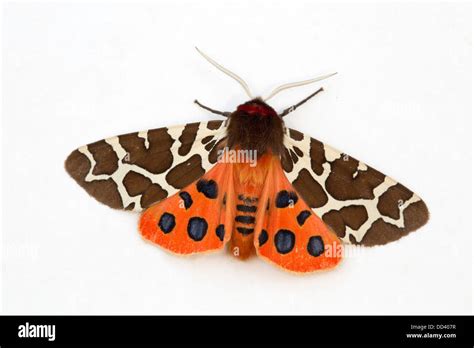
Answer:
xmin=236 ymin=99 xmax=278 ymax=118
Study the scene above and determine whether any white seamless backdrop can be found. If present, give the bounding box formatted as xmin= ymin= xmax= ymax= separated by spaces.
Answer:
xmin=2 ymin=1 xmax=472 ymax=314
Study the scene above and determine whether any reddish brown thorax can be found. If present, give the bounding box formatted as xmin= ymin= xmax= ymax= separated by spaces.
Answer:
xmin=236 ymin=99 xmax=278 ymax=118
xmin=227 ymin=98 xmax=284 ymax=157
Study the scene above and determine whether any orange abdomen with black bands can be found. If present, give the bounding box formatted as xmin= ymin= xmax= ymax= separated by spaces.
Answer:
xmin=229 ymin=155 xmax=271 ymax=259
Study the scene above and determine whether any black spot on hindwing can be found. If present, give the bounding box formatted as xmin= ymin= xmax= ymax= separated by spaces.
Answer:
xmin=307 ymin=236 xmax=325 ymax=257
xmin=216 ymin=224 xmax=225 ymax=241
xmin=276 ymin=190 xmax=298 ymax=208
xmin=274 ymin=229 xmax=295 ymax=254
xmin=187 ymin=217 xmax=208 ymax=241
xmin=196 ymin=179 xmax=218 ymax=199
xmin=158 ymin=213 xmax=175 ymax=234
xmin=179 ymin=191 xmax=193 ymax=209
xmin=297 ymin=210 xmax=311 ymax=226
xmin=258 ymin=230 xmax=268 ymax=246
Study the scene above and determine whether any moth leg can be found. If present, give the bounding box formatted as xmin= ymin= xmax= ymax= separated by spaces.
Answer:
xmin=279 ymin=87 xmax=324 ymax=117
xmin=194 ymin=100 xmax=231 ymax=117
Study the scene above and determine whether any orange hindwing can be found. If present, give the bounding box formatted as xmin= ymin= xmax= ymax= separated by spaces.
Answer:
xmin=139 ymin=162 xmax=235 ymax=255
xmin=253 ymin=156 xmax=343 ymax=273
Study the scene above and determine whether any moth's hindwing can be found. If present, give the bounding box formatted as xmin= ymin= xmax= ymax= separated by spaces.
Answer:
xmin=282 ymin=128 xmax=429 ymax=246
xmin=65 ymin=120 xmax=227 ymax=212
xmin=139 ymin=162 xmax=235 ymax=254
xmin=253 ymin=156 xmax=342 ymax=273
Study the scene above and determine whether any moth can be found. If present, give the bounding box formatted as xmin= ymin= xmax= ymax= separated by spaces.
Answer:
xmin=65 ymin=48 xmax=429 ymax=273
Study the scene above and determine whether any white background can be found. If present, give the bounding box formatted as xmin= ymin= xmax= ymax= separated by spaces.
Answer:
xmin=2 ymin=1 xmax=472 ymax=314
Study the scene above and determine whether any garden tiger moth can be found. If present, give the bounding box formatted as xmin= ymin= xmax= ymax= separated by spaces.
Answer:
xmin=65 ymin=48 xmax=429 ymax=273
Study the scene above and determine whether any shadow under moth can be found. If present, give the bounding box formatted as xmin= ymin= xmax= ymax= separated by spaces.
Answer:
xmin=65 ymin=48 xmax=429 ymax=273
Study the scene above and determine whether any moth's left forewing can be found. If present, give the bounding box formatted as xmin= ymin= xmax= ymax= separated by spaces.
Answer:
xmin=282 ymin=128 xmax=429 ymax=246
xmin=65 ymin=120 xmax=228 ymax=212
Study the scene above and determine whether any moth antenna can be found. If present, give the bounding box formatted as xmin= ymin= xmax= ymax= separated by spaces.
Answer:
xmin=195 ymin=47 xmax=254 ymax=99
xmin=279 ymin=87 xmax=324 ymax=117
xmin=263 ymin=72 xmax=337 ymax=101
xmin=194 ymin=99 xmax=231 ymax=117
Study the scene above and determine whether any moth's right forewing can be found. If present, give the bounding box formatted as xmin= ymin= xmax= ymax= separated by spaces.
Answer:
xmin=282 ymin=128 xmax=429 ymax=246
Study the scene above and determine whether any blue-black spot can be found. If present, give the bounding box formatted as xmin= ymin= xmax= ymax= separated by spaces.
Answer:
xmin=187 ymin=217 xmax=208 ymax=241
xmin=297 ymin=210 xmax=311 ymax=226
xmin=216 ymin=224 xmax=225 ymax=241
xmin=275 ymin=190 xmax=298 ymax=208
xmin=258 ymin=230 xmax=268 ymax=247
xmin=197 ymin=179 xmax=218 ymax=199
xmin=274 ymin=229 xmax=295 ymax=254
xmin=158 ymin=213 xmax=175 ymax=234
xmin=179 ymin=191 xmax=193 ymax=209
xmin=307 ymin=236 xmax=325 ymax=257
xmin=223 ymin=193 xmax=227 ymax=205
